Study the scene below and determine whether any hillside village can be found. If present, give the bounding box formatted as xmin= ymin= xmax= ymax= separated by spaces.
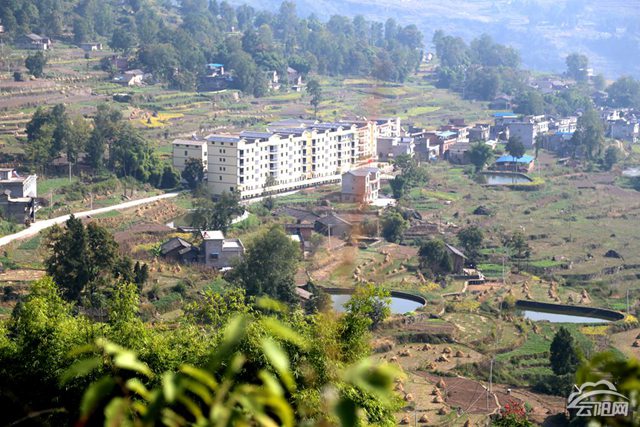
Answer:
xmin=1 ymin=1 xmax=640 ymax=426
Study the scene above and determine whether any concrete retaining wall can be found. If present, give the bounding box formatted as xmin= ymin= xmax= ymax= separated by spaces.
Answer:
xmin=515 ymin=300 xmax=624 ymax=322
xmin=322 ymin=287 xmax=427 ymax=307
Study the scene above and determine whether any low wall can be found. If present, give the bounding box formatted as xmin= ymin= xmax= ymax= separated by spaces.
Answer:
xmin=322 ymin=287 xmax=427 ymax=307
xmin=515 ymin=300 xmax=625 ymax=322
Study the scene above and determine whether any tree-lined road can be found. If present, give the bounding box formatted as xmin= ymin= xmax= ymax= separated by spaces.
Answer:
xmin=0 ymin=192 xmax=179 ymax=248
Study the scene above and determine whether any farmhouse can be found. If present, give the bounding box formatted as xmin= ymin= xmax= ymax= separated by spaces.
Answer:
xmin=314 ymin=213 xmax=353 ymax=239
xmin=506 ymin=116 xmax=549 ymax=149
xmin=200 ymin=230 xmax=245 ymax=269
xmin=493 ymin=154 xmax=536 ymax=173
xmin=0 ymin=169 xmax=37 ymax=198
xmin=445 ymin=243 xmax=467 ymax=273
xmin=287 ymin=67 xmax=303 ymax=91
xmin=160 ymin=237 xmax=199 ymax=263
xmin=113 ymin=69 xmax=145 ymax=86
xmin=80 ymin=42 xmax=102 ymax=52
xmin=18 ymin=33 xmax=51 ymax=50
xmin=341 ymin=167 xmax=380 ymax=203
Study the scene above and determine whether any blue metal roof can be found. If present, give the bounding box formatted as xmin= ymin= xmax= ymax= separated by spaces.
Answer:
xmin=495 ymin=155 xmax=535 ymax=164
xmin=207 ymin=63 xmax=224 ymax=68
xmin=493 ymin=112 xmax=518 ymax=118
xmin=436 ymin=130 xmax=456 ymax=138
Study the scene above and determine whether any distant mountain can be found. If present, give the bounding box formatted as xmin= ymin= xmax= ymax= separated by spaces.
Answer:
xmin=228 ymin=0 xmax=640 ymax=79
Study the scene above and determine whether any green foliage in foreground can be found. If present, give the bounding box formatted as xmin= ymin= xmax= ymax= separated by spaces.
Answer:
xmin=0 ymin=277 xmax=402 ymax=426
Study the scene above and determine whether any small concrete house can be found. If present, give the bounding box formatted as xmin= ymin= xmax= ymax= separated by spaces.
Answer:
xmin=113 ymin=69 xmax=144 ymax=86
xmin=445 ymin=243 xmax=467 ymax=273
xmin=0 ymin=191 xmax=35 ymax=223
xmin=80 ymin=42 xmax=103 ymax=52
xmin=287 ymin=67 xmax=303 ymax=91
xmin=0 ymin=169 xmax=37 ymax=198
xmin=314 ymin=214 xmax=353 ymax=239
xmin=493 ymin=155 xmax=536 ymax=173
xmin=18 ymin=33 xmax=52 ymax=50
xmin=341 ymin=167 xmax=380 ymax=203
xmin=160 ymin=237 xmax=199 ymax=263
xmin=200 ymin=230 xmax=245 ymax=269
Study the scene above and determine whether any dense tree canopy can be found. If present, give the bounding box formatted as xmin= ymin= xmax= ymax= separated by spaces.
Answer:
xmin=433 ymin=31 xmax=525 ymax=101
xmin=2 ymin=0 xmax=424 ymax=90
xmin=230 ymin=225 xmax=301 ymax=304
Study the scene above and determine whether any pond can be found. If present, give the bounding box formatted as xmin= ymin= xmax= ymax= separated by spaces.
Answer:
xmin=330 ymin=293 xmax=424 ymax=314
xmin=483 ymin=173 xmax=532 ymax=185
xmin=521 ymin=310 xmax=611 ymax=324
xmin=622 ymin=167 xmax=640 ymax=177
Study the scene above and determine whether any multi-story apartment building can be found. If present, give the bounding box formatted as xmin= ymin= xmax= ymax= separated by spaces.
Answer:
xmin=205 ymin=123 xmax=358 ymax=199
xmin=506 ymin=115 xmax=549 ymax=148
xmin=172 ymin=139 xmax=208 ymax=174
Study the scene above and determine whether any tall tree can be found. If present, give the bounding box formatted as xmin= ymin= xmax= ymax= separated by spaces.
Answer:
xmin=468 ymin=142 xmax=494 ymax=172
xmin=570 ymin=108 xmax=604 ymax=160
xmin=45 ymin=216 xmax=132 ymax=304
xmin=230 ymin=225 xmax=300 ymax=304
xmin=566 ymin=53 xmax=589 ymax=82
xmin=505 ymin=136 xmax=526 ymax=161
xmin=25 ymin=51 xmax=47 ymax=78
xmin=550 ymin=327 xmax=581 ymax=376
xmin=306 ymin=79 xmax=322 ymax=118
xmin=191 ymin=192 xmax=243 ymax=233
xmin=381 ymin=211 xmax=407 ymax=243
xmin=418 ymin=239 xmax=453 ymax=277
xmin=457 ymin=226 xmax=483 ymax=264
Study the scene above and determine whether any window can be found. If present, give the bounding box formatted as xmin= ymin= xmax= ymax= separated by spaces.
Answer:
xmin=184 ymin=150 xmax=188 ymax=156
xmin=220 ymin=176 xmax=223 ymax=180
xmin=230 ymin=186 xmax=234 ymax=191
xmin=210 ymin=253 xmax=219 ymax=260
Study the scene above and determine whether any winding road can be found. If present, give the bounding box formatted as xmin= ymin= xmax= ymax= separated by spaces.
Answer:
xmin=0 ymin=192 xmax=179 ymax=248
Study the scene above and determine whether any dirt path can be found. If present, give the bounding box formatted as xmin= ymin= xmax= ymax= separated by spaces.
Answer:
xmin=0 ymin=192 xmax=179 ymax=248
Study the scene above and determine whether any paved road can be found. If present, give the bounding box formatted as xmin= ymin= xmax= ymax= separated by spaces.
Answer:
xmin=0 ymin=192 xmax=179 ymax=248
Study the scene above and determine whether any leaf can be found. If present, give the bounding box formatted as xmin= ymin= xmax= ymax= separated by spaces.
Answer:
xmin=261 ymin=338 xmax=295 ymax=391
xmin=162 ymin=372 xmax=178 ymax=403
xmin=104 ymin=397 xmax=133 ymax=427
xmin=256 ymin=297 xmax=286 ymax=313
xmin=113 ymin=350 xmax=152 ymax=377
xmin=79 ymin=376 xmax=116 ymax=418
xmin=334 ymin=398 xmax=358 ymax=427
xmin=258 ymin=370 xmax=284 ymax=397
xmin=61 ymin=356 xmax=101 ymax=384
xmin=180 ymin=365 xmax=218 ymax=391
xmin=125 ymin=378 xmax=150 ymax=400
xmin=260 ymin=317 xmax=308 ymax=349
xmin=180 ymin=378 xmax=213 ymax=405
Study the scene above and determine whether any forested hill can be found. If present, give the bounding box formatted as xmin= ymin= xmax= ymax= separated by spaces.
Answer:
xmin=223 ymin=0 xmax=640 ymax=80
xmin=0 ymin=0 xmax=423 ymax=93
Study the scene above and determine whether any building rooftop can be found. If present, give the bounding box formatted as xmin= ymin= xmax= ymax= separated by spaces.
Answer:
xmin=201 ymin=230 xmax=225 ymax=240
xmin=316 ymin=213 xmax=352 ymax=227
xmin=345 ymin=167 xmax=379 ymax=177
xmin=222 ymin=239 xmax=243 ymax=250
xmin=493 ymin=112 xmax=518 ymax=118
xmin=206 ymin=134 xmax=242 ymax=144
xmin=160 ymin=237 xmax=192 ymax=255
xmin=172 ymin=139 xmax=206 ymax=146
xmin=445 ymin=243 xmax=467 ymax=259
xmin=240 ymin=130 xmax=275 ymax=139
xmin=495 ymin=155 xmax=535 ymax=164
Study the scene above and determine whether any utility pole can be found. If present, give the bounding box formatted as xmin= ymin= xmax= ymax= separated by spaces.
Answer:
xmin=627 ymin=289 xmax=630 ymax=315
xmin=90 ymin=192 xmax=93 ymax=210
xmin=327 ymin=224 xmax=332 ymax=251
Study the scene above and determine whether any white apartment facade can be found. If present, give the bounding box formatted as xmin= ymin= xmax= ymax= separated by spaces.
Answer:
xmin=206 ymin=123 xmax=358 ymax=199
xmin=172 ymin=139 xmax=208 ymax=173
